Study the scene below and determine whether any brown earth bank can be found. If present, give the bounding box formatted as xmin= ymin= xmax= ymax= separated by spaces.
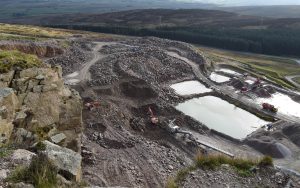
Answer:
xmin=0 ymin=41 xmax=64 ymax=58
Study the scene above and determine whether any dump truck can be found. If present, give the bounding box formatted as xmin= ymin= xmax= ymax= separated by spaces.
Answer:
xmin=262 ymin=103 xmax=278 ymax=113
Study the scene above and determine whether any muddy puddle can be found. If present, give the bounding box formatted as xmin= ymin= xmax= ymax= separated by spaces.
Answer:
xmin=170 ymin=80 xmax=212 ymax=96
xmin=209 ymin=72 xmax=231 ymax=83
xmin=176 ymin=96 xmax=269 ymax=139
xmin=256 ymin=93 xmax=300 ymax=118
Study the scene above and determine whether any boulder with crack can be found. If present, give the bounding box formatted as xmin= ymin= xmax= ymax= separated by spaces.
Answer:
xmin=41 ymin=140 xmax=82 ymax=182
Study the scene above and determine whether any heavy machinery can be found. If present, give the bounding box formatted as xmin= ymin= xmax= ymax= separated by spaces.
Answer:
xmin=254 ymin=78 xmax=262 ymax=85
xmin=167 ymin=119 xmax=195 ymax=140
xmin=148 ymin=107 xmax=159 ymax=125
xmin=166 ymin=119 xmax=234 ymax=158
xmin=251 ymin=78 xmax=263 ymax=90
xmin=241 ymin=86 xmax=248 ymax=93
xmin=262 ymin=103 xmax=278 ymax=113
xmin=85 ymin=101 xmax=101 ymax=111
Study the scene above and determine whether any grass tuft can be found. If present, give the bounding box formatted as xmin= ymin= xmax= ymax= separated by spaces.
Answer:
xmin=7 ymin=154 xmax=58 ymax=188
xmin=195 ymin=154 xmax=256 ymax=176
xmin=166 ymin=178 xmax=178 ymax=188
xmin=34 ymin=126 xmax=52 ymax=140
xmin=258 ymin=156 xmax=273 ymax=167
xmin=0 ymin=144 xmax=13 ymax=158
xmin=167 ymin=154 xmax=274 ymax=187
xmin=35 ymin=141 xmax=46 ymax=151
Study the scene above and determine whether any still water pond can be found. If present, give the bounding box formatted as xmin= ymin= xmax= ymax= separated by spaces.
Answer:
xmin=219 ymin=68 xmax=241 ymax=76
xmin=209 ymin=72 xmax=231 ymax=83
xmin=170 ymin=80 xmax=212 ymax=96
xmin=176 ymin=96 xmax=269 ymax=139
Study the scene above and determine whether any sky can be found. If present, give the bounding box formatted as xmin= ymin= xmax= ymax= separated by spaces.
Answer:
xmin=177 ymin=0 xmax=300 ymax=6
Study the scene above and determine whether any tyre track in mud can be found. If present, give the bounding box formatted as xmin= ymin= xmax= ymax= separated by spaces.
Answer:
xmin=83 ymin=123 xmax=171 ymax=187
xmin=106 ymin=128 xmax=164 ymax=188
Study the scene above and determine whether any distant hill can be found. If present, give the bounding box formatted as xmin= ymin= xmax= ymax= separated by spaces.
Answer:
xmin=2 ymin=8 xmax=300 ymax=57
xmin=31 ymin=9 xmax=300 ymax=57
xmin=220 ymin=5 xmax=300 ymax=18
xmin=8 ymin=9 xmax=300 ymax=29
xmin=0 ymin=0 xmax=213 ymax=21
xmin=1 ymin=1 xmax=300 ymax=22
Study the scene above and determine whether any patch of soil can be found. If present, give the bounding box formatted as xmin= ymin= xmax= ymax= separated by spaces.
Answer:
xmin=120 ymin=80 xmax=158 ymax=100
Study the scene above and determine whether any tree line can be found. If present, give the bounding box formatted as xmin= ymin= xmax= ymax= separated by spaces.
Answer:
xmin=47 ymin=24 xmax=300 ymax=57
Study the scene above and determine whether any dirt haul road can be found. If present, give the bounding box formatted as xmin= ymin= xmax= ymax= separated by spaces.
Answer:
xmin=286 ymin=75 xmax=300 ymax=89
xmin=64 ymin=42 xmax=113 ymax=85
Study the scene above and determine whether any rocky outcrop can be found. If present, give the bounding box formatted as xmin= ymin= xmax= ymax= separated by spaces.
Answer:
xmin=12 ymin=149 xmax=36 ymax=166
xmin=0 ymin=71 xmax=15 ymax=88
xmin=42 ymin=140 xmax=82 ymax=182
xmin=0 ymin=88 xmax=19 ymax=145
xmin=50 ymin=133 xmax=66 ymax=144
xmin=0 ymin=64 xmax=82 ymax=150
xmin=0 ymin=63 xmax=83 ymax=186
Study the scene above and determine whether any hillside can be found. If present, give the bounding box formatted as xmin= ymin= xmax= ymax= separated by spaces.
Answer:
xmin=24 ymin=9 xmax=300 ymax=57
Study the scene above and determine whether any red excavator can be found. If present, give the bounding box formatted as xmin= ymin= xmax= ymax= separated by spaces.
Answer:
xmin=241 ymin=86 xmax=248 ymax=93
xmin=254 ymin=78 xmax=262 ymax=85
xmin=262 ymin=103 xmax=278 ymax=113
xmin=85 ymin=101 xmax=101 ymax=111
xmin=148 ymin=107 xmax=159 ymax=125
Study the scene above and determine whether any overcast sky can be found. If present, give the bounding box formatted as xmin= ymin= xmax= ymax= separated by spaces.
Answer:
xmin=177 ymin=0 xmax=300 ymax=6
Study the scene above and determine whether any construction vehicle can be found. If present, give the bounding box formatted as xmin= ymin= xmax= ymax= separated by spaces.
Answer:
xmin=262 ymin=103 xmax=278 ymax=113
xmin=166 ymin=119 xmax=234 ymax=158
xmin=148 ymin=107 xmax=159 ymax=125
xmin=168 ymin=119 xmax=195 ymax=140
xmin=254 ymin=78 xmax=262 ymax=85
xmin=251 ymin=78 xmax=263 ymax=89
xmin=241 ymin=86 xmax=248 ymax=93
xmin=85 ymin=101 xmax=101 ymax=111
